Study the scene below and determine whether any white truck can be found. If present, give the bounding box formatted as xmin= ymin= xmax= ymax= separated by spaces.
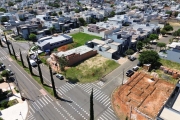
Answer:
xmin=30 ymin=59 xmax=37 ymax=67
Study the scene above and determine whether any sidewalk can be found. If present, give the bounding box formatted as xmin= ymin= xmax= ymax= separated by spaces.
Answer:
xmin=0 ymin=82 xmax=28 ymax=120
xmin=0 ymin=93 xmax=28 ymax=120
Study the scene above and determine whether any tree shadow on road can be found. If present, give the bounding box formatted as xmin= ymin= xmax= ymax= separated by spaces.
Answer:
xmin=56 ymin=95 xmax=73 ymax=103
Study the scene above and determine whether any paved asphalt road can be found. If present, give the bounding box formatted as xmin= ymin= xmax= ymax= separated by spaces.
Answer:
xmin=0 ymin=38 xmax=139 ymax=120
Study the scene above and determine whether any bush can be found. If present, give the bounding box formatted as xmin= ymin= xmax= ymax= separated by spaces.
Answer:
xmin=0 ymin=76 xmax=4 ymax=83
xmin=7 ymin=99 xmax=18 ymax=106
xmin=1 ymin=101 xmax=8 ymax=108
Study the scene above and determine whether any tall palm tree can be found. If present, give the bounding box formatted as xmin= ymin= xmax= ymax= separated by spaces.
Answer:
xmin=90 ymin=88 xmax=94 ymax=120
xmin=49 ymin=66 xmax=57 ymax=98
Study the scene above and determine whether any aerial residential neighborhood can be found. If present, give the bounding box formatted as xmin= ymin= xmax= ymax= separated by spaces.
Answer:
xmin=1 ymin=0 xmax=180 ymax=120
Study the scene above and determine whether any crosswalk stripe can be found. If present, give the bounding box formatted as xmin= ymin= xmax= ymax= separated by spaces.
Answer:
xmin=46 ymin=95 xmax=53 ymax=101
xmin=100 ymin=115 xmax=108 ymax=120
xmin=39 ymin=98 xmax=46 ymax=106
xmin=93 ymin=90 xmax=101 ymax=98
xmin=42 ymin=97 xmax=48 ymax=104
xmin=104 ymin=111 xmax=116 ymax=119
xmin=103 ymin=112 xmax=113 ymax=120
xmin=96 ymin=92 xmax=105 ymax=101
xmin=36 ymin=100 xmax=43 ymax=107
xmin=98 ymin=94 xmax=107 ymax=102
xmin=33 ymin=102 xmax=41 ymax=109
xmin=56 ymin=89 xmax=63 ymax=95
xmin=29 ymin=106 xmax=35 ymax=113
xmin=31 ymin=103 xmax=38 ymax=110
xmin=101 ymin=96 xmax=109 ymax=104
xmin=44 ymin=95 xmax=51 ymax=103
xmin=95 ymin=91 xmax=103 ymax=99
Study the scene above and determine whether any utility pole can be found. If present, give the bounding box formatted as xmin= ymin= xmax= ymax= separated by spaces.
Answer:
xmin=19 ymin=49 xmax=25 ymax=68
xmin=122 ymin=68 xmax=124 ymax=85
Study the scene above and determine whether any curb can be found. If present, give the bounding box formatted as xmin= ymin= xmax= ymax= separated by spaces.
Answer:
xmin=111 ymin=86 xmax=120 ymax=120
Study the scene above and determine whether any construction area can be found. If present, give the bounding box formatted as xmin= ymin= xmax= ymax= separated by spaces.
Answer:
xmin=112 ymin=72 xmax=175 ymax=120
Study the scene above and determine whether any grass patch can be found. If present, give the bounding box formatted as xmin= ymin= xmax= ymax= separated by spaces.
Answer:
xmin=65 ymin=55 xmax=119 ymax=83
xmin=54 ymin=32 xmax=101 ymax=52
xmin=13 ymin=35 xmax=26 ymax=41
xmin=71 ymin=32 xmax=101 ymax=47
xmin=0 ymin=99 xmax=18 ymax=110
xmin=160 ymin=59 xmax=180 ymax=70
xmin=10 ymin=56 xmax=54 ymax=96
xmin=155 ymin=69 xmax=178 ymax=84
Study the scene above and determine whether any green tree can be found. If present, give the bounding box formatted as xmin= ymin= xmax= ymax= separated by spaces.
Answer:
xmin=90 ymin=18 xmax=96 ymax=24
xmin=149 ymin=34 xmax=158 ymax=40
xmin=37 ymin=62 xmax=43 ymax=84
xmin=59 ymin=11 xmax=62 ymax=15
xmin=136 ymin=41 xmax=143 ymax=51
xmin=77 ymin=2 xmax=81 ymax=6
xmin=157 ymin=42 xmax=166 ymax=50
xmin=163 ymin=25 xmax=173 ymax=31
xmin=29 ymin=33 xmax=36 ymax=41
xmin=59 ymin=55 xmax=67 ymax=71
xmin=8 ymin=1 xmax=14 ymax=6
xmin=109 ymin=11 xmax=115 ymax=17
xmin=26 ymin=55 xmax=33 ymax=75
xmin=166 ymin=11 xmax=172 ymax=17
xmin=78 ymin=17 xmax=86 ymax=26
xmin=139 ymin=50 xmax=160 ymax=66
xmin=1 ymin=70 xmax=10 ymax=79
xmin=131 ymin=6 xmax=138 ymax=10
xmin=84 ymin=7 xmax=88 ymax=10
xmin=90 ymin=88 xmax=94 ymax=120
xmin=19 ymin=49 xmax=25 ymax=68
xmin=1 ymin=16 xmax=8 ymax=22
xmin=160 ymin=29 xmax=166 ymax=36
xmin=11 ymin=44 xmax=17 ymax=60
xmin=110 ymin=4 xmax=114 ymax=7
xmin=74 ymin=9 xmax=80 ymax=13
xmin=174 ymin=11 xmax=179 ymax=17
xmin=0 ymin=8 xmax=6 ymax=12
xmin=49 ymin=27 xmax=56 ymax=34
xmin=125 ymin=49 xmax=134 ymax=55
xmin=51 ymin=12 xmax=57 ymax=16
xmin=49 ymin=66 xmax=57 ymax=98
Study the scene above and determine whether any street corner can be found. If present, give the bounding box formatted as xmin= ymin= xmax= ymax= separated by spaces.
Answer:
xmin=0 ymin=93 xmax=29 ymax=120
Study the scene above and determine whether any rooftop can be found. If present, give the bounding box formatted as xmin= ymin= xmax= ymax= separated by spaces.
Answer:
xmin=56 ymin=45 xmax=94 ymax=57
xmin=38 ymin=34 xmax=72 ymax=44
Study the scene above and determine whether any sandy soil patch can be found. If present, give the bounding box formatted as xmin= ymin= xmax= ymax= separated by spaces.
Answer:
xmin=112 ymin=72 xmax=175 ymax=120
xmin=77 ymin=54 xmax=109 ymax=69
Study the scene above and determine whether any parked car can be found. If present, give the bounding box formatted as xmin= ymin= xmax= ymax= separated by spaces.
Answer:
xmin=133 ymin=66 xmax=139 ymax=71
xmin=6 ymin=69 xmax=14 ymax=76
xmin=0 ymin=63 xmax=6 ymax=69
xmin=126 ymin=70 xmax=134 ymax=77
xmin=137 ymin=62 xmax=142 ymax=67
xmin=2 ymin=38 xmax=11 ymax=44
xmin=56 ymin=74 xmax=64 ymax=80
xmin=128 ymin=56 xmax=136 ymax=61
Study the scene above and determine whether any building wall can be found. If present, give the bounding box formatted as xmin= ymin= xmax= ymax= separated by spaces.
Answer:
xmin=21 ymin=28 xmax=29 ymax=39
xmin=166 ymin=49 xmax=180 ymax=64
xmin=81 ymin=26 xmax=105 ymax=38
xmin=66 ymin=50 xmax=97 ymax=66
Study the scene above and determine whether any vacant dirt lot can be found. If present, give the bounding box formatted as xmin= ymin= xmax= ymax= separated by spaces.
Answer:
xmin=112 ymin=72 xmax=175 ymax=120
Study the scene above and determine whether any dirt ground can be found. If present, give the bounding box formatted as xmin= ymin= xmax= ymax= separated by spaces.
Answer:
xmin=77 ymin=54 xmax=109 ymax=69
xmin=112 ymin=72 xmax=175 ymax=120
